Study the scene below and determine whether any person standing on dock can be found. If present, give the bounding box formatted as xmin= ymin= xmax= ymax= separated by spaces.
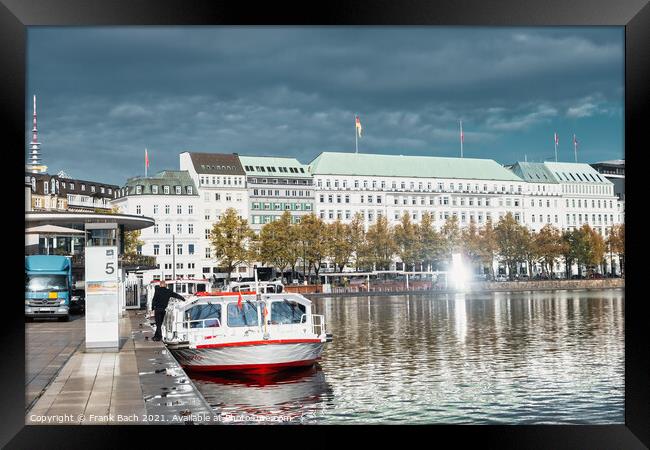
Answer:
xmin=151 ymin=281 xmax=185 ymax=341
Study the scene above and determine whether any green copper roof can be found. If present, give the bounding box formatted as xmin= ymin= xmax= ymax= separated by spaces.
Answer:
xmin=308 ymin=152 xmax=523 ymax=181
xmin=510 ymin=162 xmax=559 ymax=184
xmin=121 ymin=170 xmax=198 ymax=196
xmin=238 ymin=155 xmax=310 ymax=178
xmin=542 ymin=162 xmax=612 ymax=184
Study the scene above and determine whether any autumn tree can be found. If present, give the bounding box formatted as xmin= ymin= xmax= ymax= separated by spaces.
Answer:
xmin=478 ymin=219 xmax=499 ymax=280
xmin=393 ymin=212 xmax=418 ymax=271
xmin=439 ymin=215 xmax=462 ymax=265
xmin=209 ymin=208 xmax=256 ymax=284
xmin=348 ymin=213 xmax=366 ymax=271
xmin=328 ymin=219 xmax=354 ymax=272
xmin=297 ymin=214 xmax=330 ymax=283
xmin=608 ymin=224 xmax=625 ymax=276
xmin=257 ymin=211 xmax=294 ymax=278
xmin=461 ymin=219 xmax=482 ymax=274
xmin=364 ymin=215 xmax=396 ymax=270
xmin=535 ymin=224 xmax=563 ymax=276
xmin=518 ymin=228 xmax=540 ymax=277
xmin=580 ymin=224 xmax=606 ymax=275
xmin=495 ymin=213 xmax=526 ymax=280
xmin=417 ymin=212 xmax=442 ymax=271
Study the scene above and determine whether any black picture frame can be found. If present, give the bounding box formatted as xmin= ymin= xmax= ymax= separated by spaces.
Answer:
xmin=2 ymin=0 xmax=647 ymax=448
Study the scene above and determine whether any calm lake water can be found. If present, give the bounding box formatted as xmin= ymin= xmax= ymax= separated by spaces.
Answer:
xmin=191 ymin=288 xmax=624 ymax=424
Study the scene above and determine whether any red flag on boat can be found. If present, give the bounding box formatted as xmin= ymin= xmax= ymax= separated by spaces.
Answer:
xmin=237 ymin=291 xmax=243 ymax=310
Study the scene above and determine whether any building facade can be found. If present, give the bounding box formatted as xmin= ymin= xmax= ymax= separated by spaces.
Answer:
xmin=179 ymin=152 xmax=251 ymax=280
xmin=239 ymin=155 xmax=314 ymax=231
xmin=111 ymin=171 xmax=200 ymax=283
xmin=309 ymin=152 xmax=527 ymax=230
xmin=26 ymin=172 xmax=118 ymax=212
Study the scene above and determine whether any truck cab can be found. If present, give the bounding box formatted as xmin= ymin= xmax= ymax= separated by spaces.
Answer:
xmin=25 ymin=255 xmax=72 ymax=321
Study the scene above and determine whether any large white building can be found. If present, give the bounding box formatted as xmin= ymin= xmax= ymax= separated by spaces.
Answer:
xmin=112 ymin=150 xmax=623 ymax=282
xmin=309 ymin=152 xmax=527 ymax=229
xmin=111 ymin=170 xmax=201 ymax=283
xmin=238 ymin=155 xmax=314 ymax=231
xmin=179 ymin=152 xmax=251 ymax=280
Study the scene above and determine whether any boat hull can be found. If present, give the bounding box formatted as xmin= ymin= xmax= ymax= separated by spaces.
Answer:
xmin=170 ymin=340 xmax=325 ymax=374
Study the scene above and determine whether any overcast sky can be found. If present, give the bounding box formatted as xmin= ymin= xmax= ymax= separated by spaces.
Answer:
xmin=27 ymin=27 xmax=624 ymax=186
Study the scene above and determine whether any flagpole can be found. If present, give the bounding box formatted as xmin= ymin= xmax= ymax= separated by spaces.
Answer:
xmin=554 ymin=135 xmax=558 ymax=162
xmin=355 ymin=116 xmax=358 ymax=154
xmin=145 ymin=148 xmax=148 ymax=178
xmin=459 ymin=120 xmax=464 ymax=158
xmin=574 ymin=135 xmax=578 ymax=163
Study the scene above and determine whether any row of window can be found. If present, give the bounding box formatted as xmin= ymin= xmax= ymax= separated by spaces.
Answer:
xmin=159 ymin=262 xmax=196 ymax=270
xmin=130 ymin=185 xmax=193 ymax=196
xmin=249 ymin=177 xmax=311 ymax=185
xmin=252 ymin=189 xmax=311 ymax=197
xmin=244 ymin=165 xmax=306 ymax=175
xmin=251 ymin=215 xmax=302 ymax=225
xmin=203 ymin=192 xmax=241 ymax=202
xmin=199 ymin=176 xmax=244 ymax=186
xmin=153 ymin=223 xmax=195 ymax=235
xmin=565 ymin=198 xmax=614 ymax=210
xmin=152 ymin=243 xmax=196 ymax=255
xmin=564 ymin=213 xmax=616 ymax=226
xmin=317 ymin=178 xmax=524 ymax=194
xmin=251 ymin=202 xmax=312 ymax=212
xmin=562 ymin=183 xmax=612 ymax=196
xmin=40 ymin=179 xmax=112 ymax=196
xmin=139 ymin=204 xmax=195 ymax=215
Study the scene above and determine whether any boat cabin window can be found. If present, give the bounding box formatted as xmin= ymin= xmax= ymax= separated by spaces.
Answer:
xmin=271 ymin=300 xmax=306 ymax=324
xmin=227 ymin=302 xmax=259 ymax=327
xmin=231 ymin=284 xmax=251 ymax=292
xmin=185 ymin=304 xmax=221 ymax=328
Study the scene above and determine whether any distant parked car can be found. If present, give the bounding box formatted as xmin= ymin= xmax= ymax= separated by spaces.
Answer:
xmin=588 ymin=273 xmax=605 ymax=279
xmin=69 ymin=289 xmax=85 ymax=314
xmin=571 ymin=274 xmax=585 ymax=279
xmin=495 ymin=275 xmax=508 ymax=282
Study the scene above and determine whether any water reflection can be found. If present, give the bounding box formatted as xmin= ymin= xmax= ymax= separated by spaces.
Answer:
xmin=191 ymin=289 xmax=624 ymax=424
xmin=192 ymin=365 xmax=333 ymax=423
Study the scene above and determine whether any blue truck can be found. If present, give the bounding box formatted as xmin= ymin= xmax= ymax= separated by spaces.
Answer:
xmin=25 ymin=255 xmax=73 ymax=321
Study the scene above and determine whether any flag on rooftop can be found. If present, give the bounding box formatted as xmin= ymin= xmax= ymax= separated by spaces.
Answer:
xmin=355 ymin=115 xmax=363 ymax=138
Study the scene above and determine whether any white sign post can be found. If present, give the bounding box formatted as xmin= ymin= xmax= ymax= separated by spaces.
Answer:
xmin=85 ymin=246 xmax=119 ymax=349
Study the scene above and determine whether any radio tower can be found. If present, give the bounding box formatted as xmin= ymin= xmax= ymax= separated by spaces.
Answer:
xmin=26 ymin=95 xmax=47 ymax=173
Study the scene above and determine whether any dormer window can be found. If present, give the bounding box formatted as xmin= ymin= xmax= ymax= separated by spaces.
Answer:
xmin=152 ymin=185 xmax=158 ymax=194
xmin=81 ymin=184 xmax=86 ymax=191
xmin=164 ymin=186 xmax=170 ymax=194
xmin=136 ymin=185 xmax=142 ymax=195
xmin=175 ymin=186 xmax=181 ymax=195
xmin=91 ymin=185 xmax=96 ymax=193
xmin=186 ymin=186 xmax=193 ymax=195
xmin=43 ymin=181 xmax=49 ymax=194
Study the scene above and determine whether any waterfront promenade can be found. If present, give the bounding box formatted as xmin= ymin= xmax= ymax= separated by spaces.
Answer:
xmin=26 ymin=311 xmax=213 ymax=425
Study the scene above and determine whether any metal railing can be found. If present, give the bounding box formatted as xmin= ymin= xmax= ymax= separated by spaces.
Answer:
xmin=301 ymin=314 xmax=325 ymax=336
xmin=171 ymin=318 xmax=223 ymax=342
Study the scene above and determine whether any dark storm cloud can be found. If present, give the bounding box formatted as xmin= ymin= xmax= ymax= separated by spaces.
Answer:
xmin=27 ymin=27 xmax=623 ymax=185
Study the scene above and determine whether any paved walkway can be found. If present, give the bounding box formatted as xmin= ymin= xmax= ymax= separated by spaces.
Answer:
xmin=26 ymin=311 xmax=213 ymax=425
xmin=25 ymin=314 xmax=85 ymax=411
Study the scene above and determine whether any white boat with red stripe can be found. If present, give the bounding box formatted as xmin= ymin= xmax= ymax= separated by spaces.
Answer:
xmin=162 ymin=289 xmax=332 ymax=374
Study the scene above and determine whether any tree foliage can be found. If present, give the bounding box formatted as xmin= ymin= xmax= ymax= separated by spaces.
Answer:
xmin=209 ymin=208 xmax=255 ymax=283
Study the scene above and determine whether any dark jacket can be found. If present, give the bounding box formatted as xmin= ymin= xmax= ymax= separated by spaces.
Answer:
xmin=151 ymin=286 xmax=185 ymax=311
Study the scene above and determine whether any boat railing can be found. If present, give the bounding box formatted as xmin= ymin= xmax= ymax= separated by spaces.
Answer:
xmin=301 ymin=314 xmax=325 ymax=336
xmin=172 ymin=318 xmax=223 ymax=342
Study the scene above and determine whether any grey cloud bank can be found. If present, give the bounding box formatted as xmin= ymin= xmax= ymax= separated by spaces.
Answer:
xmin=27 ymin=27 xmax=623 ymax=185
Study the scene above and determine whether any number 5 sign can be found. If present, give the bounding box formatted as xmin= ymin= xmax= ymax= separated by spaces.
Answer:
xmin=86 ymin=247 xmax=118 ymax=282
